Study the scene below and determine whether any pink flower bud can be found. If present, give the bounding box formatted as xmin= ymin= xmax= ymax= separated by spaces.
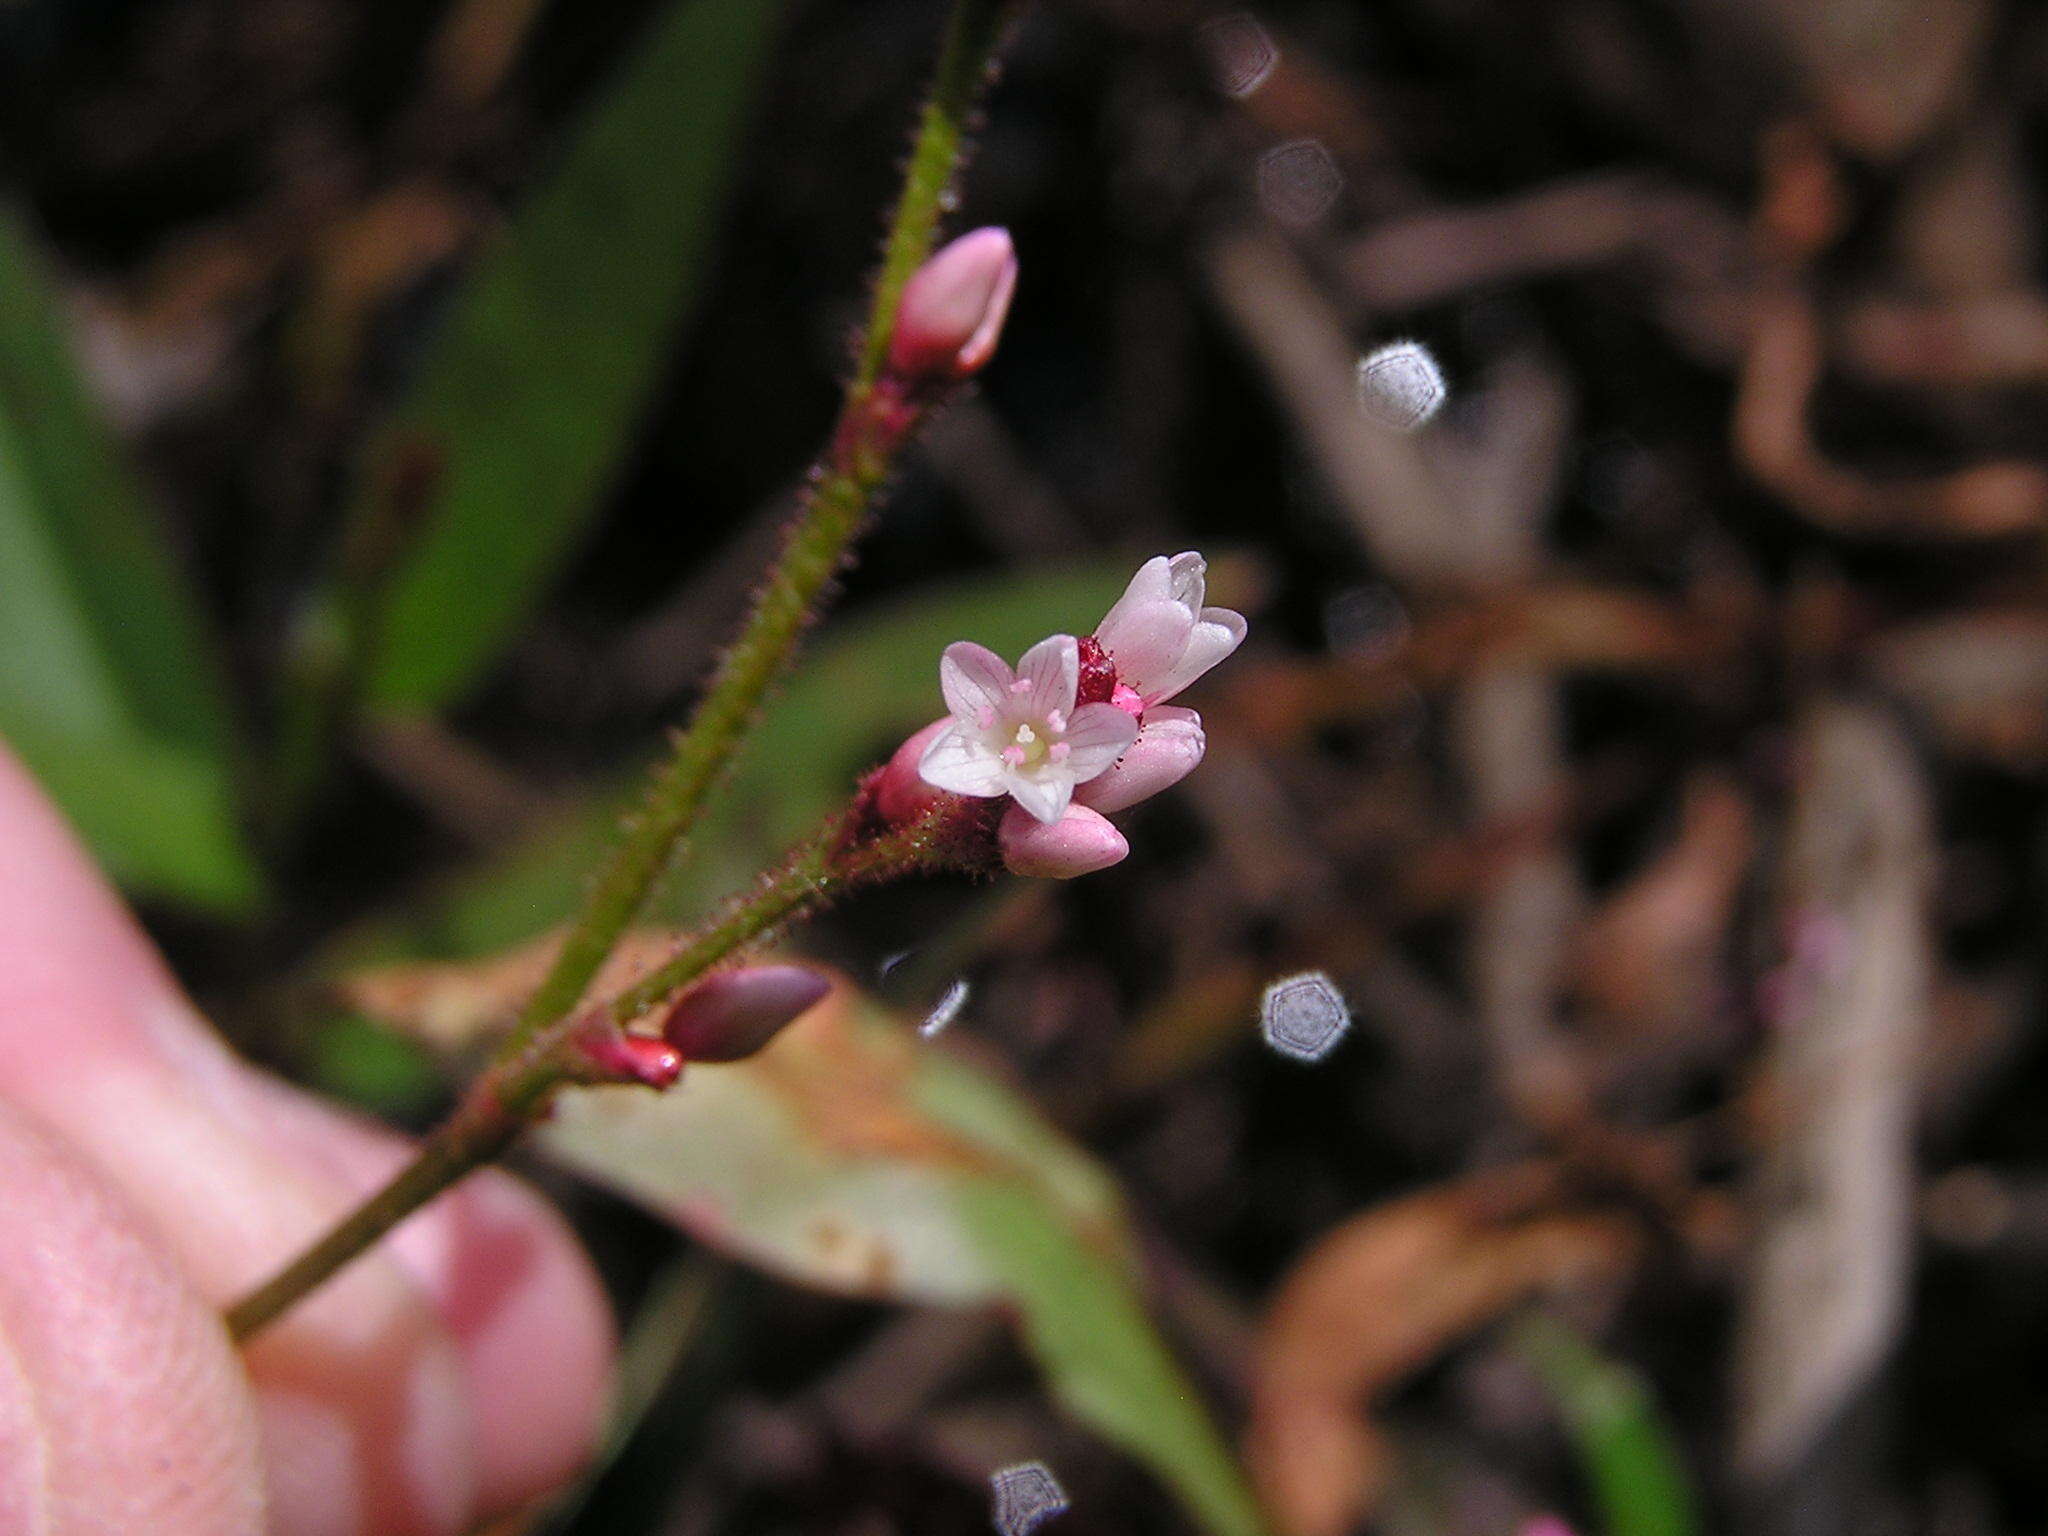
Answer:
xmin=1074 ymin=706 xmax=1205 ymax=814
xmin=886 ymin=227 xmax=1018 ymax=382
xmin=999 ymin=802 xmax=1128 ymax=879
xmin=875 ymin=718 xmax=952 ymax=826
xmin=661 ymin=964 xmax=829 ymax=1063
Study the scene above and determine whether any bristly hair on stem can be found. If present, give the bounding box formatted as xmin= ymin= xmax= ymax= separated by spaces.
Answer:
xmin=498 ymin=0 xmax=1013 ymax=1063
xmin=224 ymin=0 xmax=1020 ymax=1344
xmin=855 ymin=1 xmax=1013 ymax=397
xmin=226 ymin=790 xmax=995 ymax=1344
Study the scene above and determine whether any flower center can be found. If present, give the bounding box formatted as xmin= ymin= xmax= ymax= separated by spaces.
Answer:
xmin=1002 ymin=721 xmax=1048 ymax=768
xmin=996 ymin=717 xmax=1076 ymax=773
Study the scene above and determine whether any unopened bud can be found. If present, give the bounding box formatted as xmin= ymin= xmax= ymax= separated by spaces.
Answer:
xmin=661 ymin=964 xmax=830 ymax=1063
xmin=999 ymin=802 xmax=1128 ymax=879
xmin=875 ymin=719 xmax=951 ymax=827
xmin=887 ymin=226 xmax=1018 ymax=382
xmin=1074 ymin=708 xmax=1205 ymax=814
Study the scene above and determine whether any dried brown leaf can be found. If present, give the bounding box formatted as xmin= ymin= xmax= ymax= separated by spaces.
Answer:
xmin=1574 ymin=774 xmax=1755 ymax=1042
xmin=1736 ymin=286 xmax=2048 ymax=539
xmin=1874 ymin=614 xmax=2048 ymax=771
xmin=1245 ymin=1168 xmax=1640 ymax=1536
xmin=337 ymin=928 xmax=679 ymax=1055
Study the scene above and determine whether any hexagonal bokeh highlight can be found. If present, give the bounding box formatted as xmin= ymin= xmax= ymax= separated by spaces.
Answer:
xmin=1260 ymin=970 xmax=1351 ymax=1062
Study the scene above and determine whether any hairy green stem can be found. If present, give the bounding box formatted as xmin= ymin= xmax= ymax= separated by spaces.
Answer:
xmin=854 ymin=0 xmax=1011 ymax=394
xmin=226 ymin=801 xmax=974 ymax=1343
xmin=224 ymin=1084 xmax=524 ymax=1342
xmin=604 ymin=799 xmax=984 ymax=1025
xmin=503 ymin=0 xmax=1010 ymax=1055
xmin=229 ymin=0 xmax=1014 ymax=1344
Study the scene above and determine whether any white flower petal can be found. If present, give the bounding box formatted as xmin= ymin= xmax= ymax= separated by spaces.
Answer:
xmin=1060 ymin=702 xmax=1140 ymax=782
xmin=1136 ymin=703 xmax=1206 ymax=739
xmin=939 ymin=641 xmax=1013 ymax=725
xmin=1013 ymin=633 xmax=1079 ymax=719
xmin=1142 ymin=608 xmax=1246 ymax=703
xmin=1165 ymin=551 xmax=1207 ymax=610
xmin=1075 ymin=707 xmax=1205 ymax=813
xmin=1093 ymin=556 xmax=1174 ymax=651
xmin=917 ymin=721 xmax=1007 ymax=796
xmin=1004 ymin=770 xmax=1071 ymax=824
xmin=1097 ymin=600 xmax=1194 ymax=698
xmin=1119 ymin=554 xmax=1176 ymax=606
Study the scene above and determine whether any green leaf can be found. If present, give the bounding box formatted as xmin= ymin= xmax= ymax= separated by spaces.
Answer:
xmin=362 ymin=0 xmax=786 ymax=708
xmin=306 ymin=1014 xmax=445 ymax=1120
xmin=335 ymin=564 xmax=1130 ymax=962
xmin=2 ymin=720 xmax=260 ymax=912
xmin=0 ymin=209 xmax=257 ymax=913
xmin=932 ymin=1092 xmax=1271 ymax=1536
xmin=1516 ymin=1316 xmax=1700 ymax=1536
xmin=535 ymin=981 xmax=1269 ymax=1536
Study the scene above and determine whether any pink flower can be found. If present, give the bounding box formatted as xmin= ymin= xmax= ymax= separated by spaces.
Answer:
xmin=873 ymin=553 xmax=1249 ymax=880
xmin=1068 ymin=552 xmax=1244 ymax=812
xmin=1091 ymin=552 xmax=1246 ymax=708
xmin=917 ymin=634 xmax=1138 ymax=824
xmin=568 ymin=964 xmax=828 ymax=1085
xmin=886 ymin=227 xmax=1019 ymax=382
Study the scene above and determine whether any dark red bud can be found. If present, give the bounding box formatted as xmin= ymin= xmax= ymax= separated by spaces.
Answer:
xmin=661 ymin=964 xmax=830 ymax=1063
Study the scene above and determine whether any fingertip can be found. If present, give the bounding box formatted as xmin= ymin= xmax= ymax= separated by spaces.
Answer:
xmin=0 ymin=1101 xmax=265 ymax=1536
xmin=0 ymin=744 xmax=186 ymax=1065
xmin=240 ymin=1080 xmax=614 ymax=1513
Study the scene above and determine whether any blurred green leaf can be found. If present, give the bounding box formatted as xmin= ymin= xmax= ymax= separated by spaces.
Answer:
xmin=362 ymin=0 xmax=786 ymax=709
xmin=307 ymin=1014 xmax=445 ymax=1119
xmin=338 ymin=564 xmax=1129 ymax=962
xmin=0 ymin=209 xmax=257 ymax=912
xmin=3 ymin=720 xmax=259 ymax=912
xmin=535 ymin=979 xmax=1269 ymax=1536
xmin=936 ymin=1095 xmax=1270 ymax=1536
xmin=1516 ymin=1316 xmax=1700 ymax=1536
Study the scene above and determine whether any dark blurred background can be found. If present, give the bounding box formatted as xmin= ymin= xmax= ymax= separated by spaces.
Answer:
xmin=4 ymin=0 xmax=2048 ymax=1533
